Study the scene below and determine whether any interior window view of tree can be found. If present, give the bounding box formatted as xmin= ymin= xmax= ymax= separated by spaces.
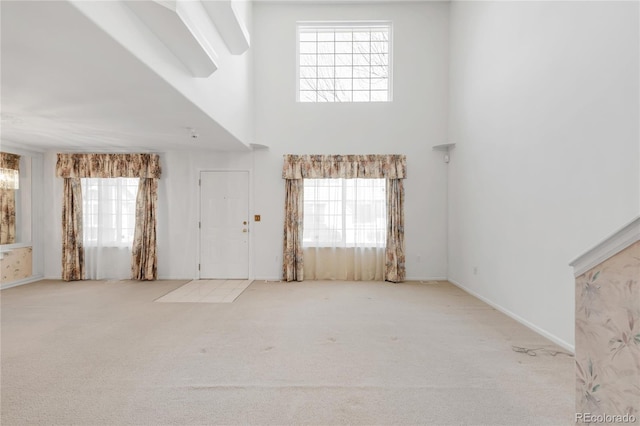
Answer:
xmin=298 ymin=22 xmax=391 ymax=102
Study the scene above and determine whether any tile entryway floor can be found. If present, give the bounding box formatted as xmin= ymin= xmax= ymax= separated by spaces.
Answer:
xmin=155 ymin=279 xmax=252 ymax=303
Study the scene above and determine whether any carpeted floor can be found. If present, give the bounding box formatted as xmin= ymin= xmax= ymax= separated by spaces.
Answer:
xmin=1 ymin=280 xmax=574 ymax=425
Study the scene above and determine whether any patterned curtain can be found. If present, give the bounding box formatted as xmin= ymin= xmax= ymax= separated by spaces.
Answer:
xmin=282 ymin=154 xmax=406 ymax=283
xmin=0 ymin=189 xmax=16 ymax=244
xmin=62 ymin=178 xmax=84 ymax=281
xmin=0 ymin=152 xmax=20 ymax=245
xmin=56 ymin=153 xmax=161 ymax=178
xmin=282 ymin=154 xmax=406 ymax=179
xmin=131 ymin=178 xmax=158 ymax=280
xmin=56 ymin=153 xmax=161 ymax=281
xmin=283 ymin=179 xmax=304 ymax=282
xmin=385 ymin=179 xmax=405 ymax=282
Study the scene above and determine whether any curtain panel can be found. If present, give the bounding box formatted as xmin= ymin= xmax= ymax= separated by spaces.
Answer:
xmin=57 ymin=153 xmax=161 ymax=281
xmin=0 ymin=189 xmax=16 ymax=244
xmin=385 ymin=179 xmax=405 ymax=283
xmin=56 ymin=153 xmax=161 ymax=178
xmin=283 ymin=179 xmax=304 ymax=282
xmin=0 ymin=153 xmax=20 ymax=244
xmin=62 ymin=178 xmax=84 ymax=281
xmin=0 ymin=152 xmax=20 ymax=171
xmin=282 ymin=154 xmax=406 ymax=179
xmin=282 ymin=154 xmax=406 ymax=283
xmin=132 ymin=178 xmax=158 ymax=280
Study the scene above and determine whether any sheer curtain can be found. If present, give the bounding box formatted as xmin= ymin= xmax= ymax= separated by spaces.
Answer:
xmin=81 ymin=178 xmax=138 ymax=280
xmin=303 ymin=178 xmax=386 ymax=280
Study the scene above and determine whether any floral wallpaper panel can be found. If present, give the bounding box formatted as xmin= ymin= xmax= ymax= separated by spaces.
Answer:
xmin=575 ymin=240 xmax=640 ymax=418
xmin=1 ymin=247 xmax=32 ymax=283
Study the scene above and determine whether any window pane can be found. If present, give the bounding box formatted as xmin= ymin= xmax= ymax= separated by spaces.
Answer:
xmin=317 ymin=67 xmax=335 ymax=79
xmin=353 ymin=66 xmax=369 ymax=79
xmin=335 ymin=67 xmax=352 ymax=78
xmin=371 ymin=53 xmax=388 ymax=66
xmin=317 ymin=54 xmax=334 ymax=66
xmin=353 ymin=41 xmax=370 ymax=53
xmin=371 ymin=41 xmax=388 ymax=53
xmin=300 ymin=54 xmax=317 ymax=66
xmin=353 ymin=78 xmax=369 ymax=91
xmin=353 ymin=32 xmax=370 ymax=41
xmin=371 ymin=31 xmax=388 ymax=41
xmin=335 ymin=78 xmax=352 ymax=91
xmin=299 ymin=32 xmax=316 ymax=42
xmin=335 ymin=54 xmax=352 ymax=66
xmin=353 ymin=53 xmax=370 ymax=66
xmin=299 ymin=91 xmax=316 ymax=102
xmin=300 ymin=67 xmax=317 ymax=79
xmin=371 ymin=78 xmax=388 ymax=90
xmin=335 ymin=42 xmax=352 ymax=54
xmin=371 ymin=66 xmax=388 ymax=78
xmin=335 ymin=91 xmax=352 ymax=102
xmin=370 ymin=91 xmax=389 ymax=102
xmin=300 ymin=79 xmax=316 ymax=91
xmin=353 ymin=91 xmax=370 ymax=102
xmin=317 ymin=31 xmax=334 ymax=42
xmin=299 ymin=42 xmax=316 ymax=54
xmin=317 ymin=78 xmax=335 ymax=91
xmin=317 ymin=42 xmax=334 ymax=54
xmin=317 ymin=91 xmax=335 ymax=102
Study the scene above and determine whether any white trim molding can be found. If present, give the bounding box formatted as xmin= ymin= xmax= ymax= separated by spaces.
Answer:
xmin=448 ymin=278 xmax=575 ymax=353
xmin=1 ymin=275 xmax=44 ymax=290
xmin=569 ymin=216 xmax=640 ymax=277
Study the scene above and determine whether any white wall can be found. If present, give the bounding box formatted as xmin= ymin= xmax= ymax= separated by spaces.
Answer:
xmin=42 ymin=150 xmax=255 ymax=280
xmin=155 ymin=150 xmax=254 ymax=279
xmin=447 ymin=1 xmax=640 ymax=350
xmin=43 ymin=152 xmax=62 ymax=279
xmin=252 ymin=1 xmax=450 ymax=280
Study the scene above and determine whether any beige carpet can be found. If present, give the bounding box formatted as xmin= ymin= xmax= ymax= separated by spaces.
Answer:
xmin=1 ymin=279 xmax=574 ymax=425
xmin=155 ymin=279 xmax=252 ymax=303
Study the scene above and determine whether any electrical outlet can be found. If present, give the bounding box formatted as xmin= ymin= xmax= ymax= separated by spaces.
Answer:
xmin=416 ymin=255 xmax=421 ymax=263
xmin=473 ymin=266 xmax=478 ymax=275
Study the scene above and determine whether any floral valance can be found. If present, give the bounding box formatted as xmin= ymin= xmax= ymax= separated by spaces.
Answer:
xmin=56 ymin=153 xmax=161 ymax=179
xmin=0 ymin=152 xmax=20 ymax=171
xmin=282 ymin=154 xmax=406 ymax=179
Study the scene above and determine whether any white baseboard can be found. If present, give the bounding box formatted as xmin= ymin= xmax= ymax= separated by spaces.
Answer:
xmin=447 ymin=278 xmax=575 ymax=354
xmin=406 ymin=276 xmax=448 ymax=282
xmin=1 ymin=275 xmax=44 ymax=290
xmin=251 ymin=277 xmax=449 ymax=282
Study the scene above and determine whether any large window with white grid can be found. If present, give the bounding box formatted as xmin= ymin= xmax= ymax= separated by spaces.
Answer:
xmin=303 ymin=178 xmax=386 ymax=248
xmin=81 ymin=178 xmax=139 ymax=247
xmin=297 ymin=22 xmax=392 ymax=103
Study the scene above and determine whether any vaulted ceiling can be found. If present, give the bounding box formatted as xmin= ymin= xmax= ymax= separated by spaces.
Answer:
xmin=1 ymin=0 xmax=251 ymax=152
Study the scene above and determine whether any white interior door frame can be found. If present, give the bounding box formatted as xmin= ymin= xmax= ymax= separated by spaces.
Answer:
xmin=197 ymin=169 xmax=253 ymax=280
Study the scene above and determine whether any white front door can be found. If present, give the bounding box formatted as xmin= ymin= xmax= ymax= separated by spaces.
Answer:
xmin=199 ymin=171 xmax=249 ymax=279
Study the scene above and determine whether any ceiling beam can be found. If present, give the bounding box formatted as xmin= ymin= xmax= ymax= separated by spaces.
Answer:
xmin=126 ymin=0 xmax=219 ymax=77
